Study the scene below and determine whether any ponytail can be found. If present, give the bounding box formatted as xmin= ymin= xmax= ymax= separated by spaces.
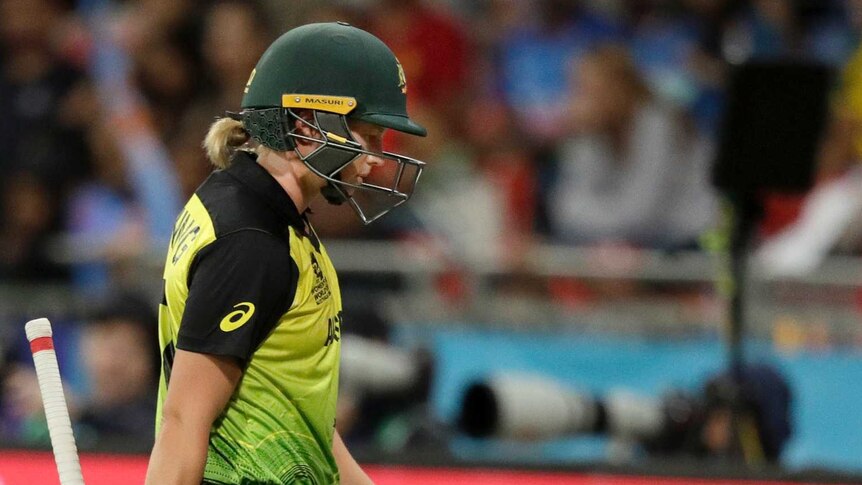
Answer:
xmin=202 ymin=117 xmax=251 ymax=169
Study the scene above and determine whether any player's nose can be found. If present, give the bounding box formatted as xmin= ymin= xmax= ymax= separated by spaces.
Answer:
xmin=365 ymin=152 xmax=385 ymax=167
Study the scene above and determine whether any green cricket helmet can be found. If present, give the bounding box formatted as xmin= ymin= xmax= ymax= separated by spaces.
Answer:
xmin=239 ymin=22 xmax=427 ymax=224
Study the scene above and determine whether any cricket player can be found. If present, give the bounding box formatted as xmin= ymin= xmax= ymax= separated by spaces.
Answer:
xmin=145 ymin=22 xmax=426 ymax=485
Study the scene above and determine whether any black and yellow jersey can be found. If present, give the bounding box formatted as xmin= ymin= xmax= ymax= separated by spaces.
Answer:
xmin=157 ymin=151 xmax=343 ymax=485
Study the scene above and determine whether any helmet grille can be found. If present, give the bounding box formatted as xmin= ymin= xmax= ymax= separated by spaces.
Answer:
xmin=242 ymin=108 xmax=291 ymax=151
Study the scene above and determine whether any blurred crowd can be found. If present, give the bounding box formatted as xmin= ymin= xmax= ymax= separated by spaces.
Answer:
xmin=5 ymin=0 xmax=862 ymax=286
xmin=3 ymin=0 xmax=862 ymax=457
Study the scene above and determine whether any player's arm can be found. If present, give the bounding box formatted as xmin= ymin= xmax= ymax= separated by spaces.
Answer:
xmin=333 ymin=430 xmax=375 ymax=485
xmin=145 ymin=350 xmax=242 ymax=485
xmin=147 ymin=231 xmax=297 ymax=485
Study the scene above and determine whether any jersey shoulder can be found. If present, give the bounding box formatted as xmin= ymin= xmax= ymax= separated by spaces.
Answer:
xmin=196 ymin=169 xmax=287 ymax=239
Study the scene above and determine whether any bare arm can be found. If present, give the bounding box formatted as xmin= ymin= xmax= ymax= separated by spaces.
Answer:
xmin=333 ymin=430 xmax=375 ymax=485
xmin=145 ymin=349 xmax=242 ymax=485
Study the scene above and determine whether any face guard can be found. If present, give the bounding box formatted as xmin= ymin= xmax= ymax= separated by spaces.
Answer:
xmin=239 ymin=96 xmax=425 ymax=224
xmin=291 ymin=109 xmax=425 ymax=224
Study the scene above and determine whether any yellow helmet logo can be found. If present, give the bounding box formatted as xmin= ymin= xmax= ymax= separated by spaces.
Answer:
xmin=219 ymin=302 xmax=256 ymax=332
xmin=395 ymin=59 xmax=407 ymax=94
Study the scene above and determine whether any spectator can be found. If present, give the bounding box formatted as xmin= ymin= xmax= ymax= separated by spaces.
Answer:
xmin=75 ymin=292 xmax=159 ymax=448
xmin=0 ymin=293 xmax=158 ymax=450
xmin=0 ymin=172 xmax=67 ymax=281
xmin=494 ymin=0 xmax=624 ymax=142
xmin=370 ymin=0 xmax=471 ymax=116
xmin=464 ymin=98 xmax=539 ymax=266
xmin=0 ymin=0 xmax=95 ymax=282
xmin=545 ymin=44 xmax=716 ymax=249
xmin=629 ymin=0 xmax=730 ymax=134
xmin=115 ymin=0 xmax=203 ymax=141
xmin=0 ymin=0 xmax=93 ymax=187
xmin=172 ymin=0 xmax=273 ymax=199
xmin=406 ymin=104 xmax=508 ymax=265
xmin=196 ymin=0 xmax=271 ymax=113
xmin=63 ymin=120 xmax=149 ymax=295
xmin=722 ymin=0 xmax=856 ymax=65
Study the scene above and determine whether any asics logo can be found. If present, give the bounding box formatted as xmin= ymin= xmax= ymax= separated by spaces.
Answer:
xmin=219 ymin=302 xmax=256 ymax=332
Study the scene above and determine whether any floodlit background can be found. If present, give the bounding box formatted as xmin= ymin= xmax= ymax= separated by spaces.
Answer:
xmin=2 ymin=0 xmax=862 ymax=483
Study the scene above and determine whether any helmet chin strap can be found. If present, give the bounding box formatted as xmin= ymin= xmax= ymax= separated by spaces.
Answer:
xmin=321 ymin=180 xmax=347 ymax=205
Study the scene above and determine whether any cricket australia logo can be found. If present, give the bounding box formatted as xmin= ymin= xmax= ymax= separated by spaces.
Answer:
xmin=395 ymin=58 xmax=407 ymax=94
xmin=310 ymin=254 xmax=331 ymax=304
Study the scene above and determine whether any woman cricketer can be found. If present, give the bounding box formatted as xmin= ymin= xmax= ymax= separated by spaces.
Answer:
xmin=145 ymin=22 xmax=426 ymax=485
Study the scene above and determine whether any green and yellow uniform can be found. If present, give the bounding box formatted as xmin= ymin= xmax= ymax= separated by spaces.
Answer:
xmin=157 ymin=151 xmax=343 ymax=484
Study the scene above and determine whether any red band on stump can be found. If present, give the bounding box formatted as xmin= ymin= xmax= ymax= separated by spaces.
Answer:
xmin=29 ymin=337 xmax=54 ymax=354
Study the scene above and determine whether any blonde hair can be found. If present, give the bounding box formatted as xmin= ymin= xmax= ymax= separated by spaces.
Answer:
xmin=202 ymin=117 xmax=251 ymax=169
